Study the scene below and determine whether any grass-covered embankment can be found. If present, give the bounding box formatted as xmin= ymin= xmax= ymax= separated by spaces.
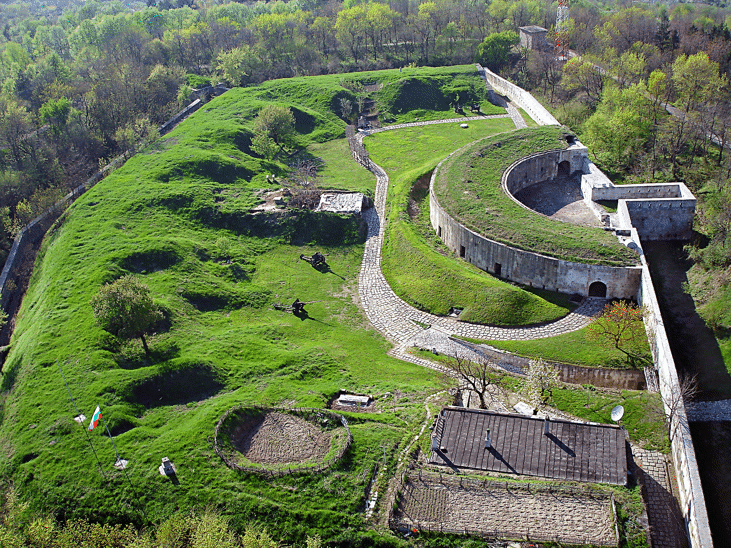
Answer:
xmin=365 ymin=120 xmax=576 ymax=325
xmin=460 ymin=326 xmax=652 ymax=369
xmin=0 ymin=69 xmax=464 ymax=544
xmin=434 ymin=126 xmax=640 ymax=266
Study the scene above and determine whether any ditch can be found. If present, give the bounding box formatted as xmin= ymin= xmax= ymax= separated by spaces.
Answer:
xmin=643 ymin=241 xmax=731 ymax=546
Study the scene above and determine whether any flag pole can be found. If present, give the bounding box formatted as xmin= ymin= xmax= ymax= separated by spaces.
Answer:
xmin=99 ymin=410 xmax=136 ymax=491
xmin=100 ymin=411 xmax=123 ymax=464
xmin=57 ymin=362 xmax=107 ymax=480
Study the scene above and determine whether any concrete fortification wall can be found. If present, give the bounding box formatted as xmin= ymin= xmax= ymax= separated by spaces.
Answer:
xmin=429 ymin=150 xmax=642 ymax=299
xmin=588 ymin=181 xmax=696 ymax=241
xmin=637 ymin=233 xmax=713 ymax=548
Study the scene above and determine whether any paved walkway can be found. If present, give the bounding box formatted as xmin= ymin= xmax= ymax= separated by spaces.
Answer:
xmin=632 ymin=447 xmax=689 ymax=548
xmin=356 ymin=117 xmax=605 ymax=364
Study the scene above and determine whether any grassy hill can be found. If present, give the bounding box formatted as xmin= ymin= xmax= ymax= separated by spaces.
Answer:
xmin=0 ymin=65 xmax=613 ymax=544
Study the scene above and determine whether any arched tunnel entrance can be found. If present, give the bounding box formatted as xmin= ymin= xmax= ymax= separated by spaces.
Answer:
xmin=557 ymin=160 xmax=571 ymax=178
xmin=588 ymin=281 xmax=607 ymax=298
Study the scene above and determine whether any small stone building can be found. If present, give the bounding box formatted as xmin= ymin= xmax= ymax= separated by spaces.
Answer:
xmin=519 ymin=26 xmax=550 ymax=51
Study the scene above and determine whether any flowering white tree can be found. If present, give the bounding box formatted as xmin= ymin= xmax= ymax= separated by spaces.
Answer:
xmin=523 ymin=358 xmax=560 ymax=408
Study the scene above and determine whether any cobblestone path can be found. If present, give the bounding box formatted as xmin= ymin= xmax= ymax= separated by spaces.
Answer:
xmin=632 ymin=447 xmax=689 ymax=548
xmin=686 ymin=399 xmax=731 ymax=421
xmin=394 ymin=474 xmax=616 ymax=546
xmin=356 ymin=118 xmax=605 ymax=359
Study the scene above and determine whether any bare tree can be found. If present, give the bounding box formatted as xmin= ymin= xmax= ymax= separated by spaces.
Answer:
xmin=442 ymin=354 xmax=500 ymax=409
xmin=287 ymin=157 xmax=324 ymax=189
xmin=657 ymin=373 xmax=700 ymax=438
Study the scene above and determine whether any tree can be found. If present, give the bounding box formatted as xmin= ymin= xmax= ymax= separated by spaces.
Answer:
xmin=251 ymin=104 xmax=296 ymax=159
xmin=587 ymin=300 xmax=649 ymax=365
xmin=91 ymin=274 xmax=163 ymax=355
xmin=287 ymin=156 xmax=323 ymax=189
xmin=562 ymin=57 xmax=605 ymax=106
xmin=39 ymin=97 xmax=72 ymax=136
xmin=216 ymin=47 xmax=250 ymax=87
xmin=443 ymin=353 xmax=501 ymax=409
xmin=339 ymin=97 xmax=353 ymax=122
xmin=582 ymin=83 xmax=652 ymax=173
xmin=523 ymin=358 xmax=560 ymax=407
xmin=475 ymin=31 xmax=518 ymax=71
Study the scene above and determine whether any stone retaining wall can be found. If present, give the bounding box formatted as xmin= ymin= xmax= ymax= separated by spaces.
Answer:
xmin=636 ymin=227 xmax=713 ymax=548
xmin=502 ymin=147 xmax=587 ymax=197
xmin=477 ymin=64 xmax=560 ymax=126
xmin=557 ymin=362 xmax=647 ymax=390
xmin=159 ymin=98 xmax=202 ymax=135
xmin=429 ymin=149 xmax=642 ymax=299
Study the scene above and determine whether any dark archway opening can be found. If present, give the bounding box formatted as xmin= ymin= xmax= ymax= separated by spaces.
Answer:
xmin=557 ymin=160 xmax=571 ymax=178
xmin=588 ymin=281 xmax=607 ymax=298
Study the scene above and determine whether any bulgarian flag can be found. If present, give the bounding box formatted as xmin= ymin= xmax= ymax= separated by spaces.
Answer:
xmin=88 ymin=405 xmax=102 ymax=431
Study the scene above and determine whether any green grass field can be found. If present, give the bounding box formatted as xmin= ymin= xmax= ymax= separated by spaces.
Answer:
xmin=0 ymin=69 xmax=471 ymax=543
xmin=365 ymin=121 xmax=576 ymax=325
xmin=433 ymin=127 xmax=640 ymax=266
xmin=0 ymin=64 xmax=653 ymax=546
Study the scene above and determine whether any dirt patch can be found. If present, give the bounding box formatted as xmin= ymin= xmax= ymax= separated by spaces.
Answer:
xmin=214 ymin=406 xmax=352 ymax=476
xmin=391 ymin=473 xmax=616 ymax=546
xmin=231 ymin=412 xmax=331 ymax=464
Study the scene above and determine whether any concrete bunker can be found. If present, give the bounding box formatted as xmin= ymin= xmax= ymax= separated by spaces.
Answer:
xmin=430 ymin=143 xmax=642 ymax=300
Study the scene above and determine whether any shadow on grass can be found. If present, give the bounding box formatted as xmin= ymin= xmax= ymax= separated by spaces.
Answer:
xmin=311 ymin=261 xmax=345 ymax=281
xmin=293 ymin=308 xmax=331 ymax=326
xmin=115 ymin=341 xmax=181 ymax=370
xmin=126 ymin=361 xmax=224 ymax=411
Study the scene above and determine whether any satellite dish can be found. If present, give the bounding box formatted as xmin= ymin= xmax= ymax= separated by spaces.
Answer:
xmin=611 ymin=405 xmax=625 ymax=422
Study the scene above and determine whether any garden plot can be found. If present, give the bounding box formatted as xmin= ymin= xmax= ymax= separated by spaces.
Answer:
xmin=391 ymin=473 xmax=617 ymax=546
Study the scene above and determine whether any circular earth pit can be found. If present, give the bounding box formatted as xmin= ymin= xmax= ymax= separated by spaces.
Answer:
xmin=214 ymin=406 xmax=351 ymax=476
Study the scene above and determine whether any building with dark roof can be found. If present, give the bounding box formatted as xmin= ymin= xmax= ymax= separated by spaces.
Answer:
xmin=429 ymin=407 xmax=628 ymax=485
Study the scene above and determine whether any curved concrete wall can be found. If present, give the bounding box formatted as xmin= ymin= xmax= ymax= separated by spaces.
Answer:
xmin=429 ymin=151 xmax=642 ymax=299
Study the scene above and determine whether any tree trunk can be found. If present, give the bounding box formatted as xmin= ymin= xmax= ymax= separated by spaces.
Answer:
xmin=140 ymin=334 xmax=150 ymax=356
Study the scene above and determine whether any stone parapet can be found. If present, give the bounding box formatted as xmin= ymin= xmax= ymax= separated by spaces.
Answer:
xmin=476 ymin=64 xmax=560 ymax=126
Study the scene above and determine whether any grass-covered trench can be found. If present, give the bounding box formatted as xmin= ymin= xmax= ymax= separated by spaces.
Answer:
xmin=365 ymin=121 xmax=577 ymax=325
xmin=0 ymin=68 xmax=504 ymax=544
